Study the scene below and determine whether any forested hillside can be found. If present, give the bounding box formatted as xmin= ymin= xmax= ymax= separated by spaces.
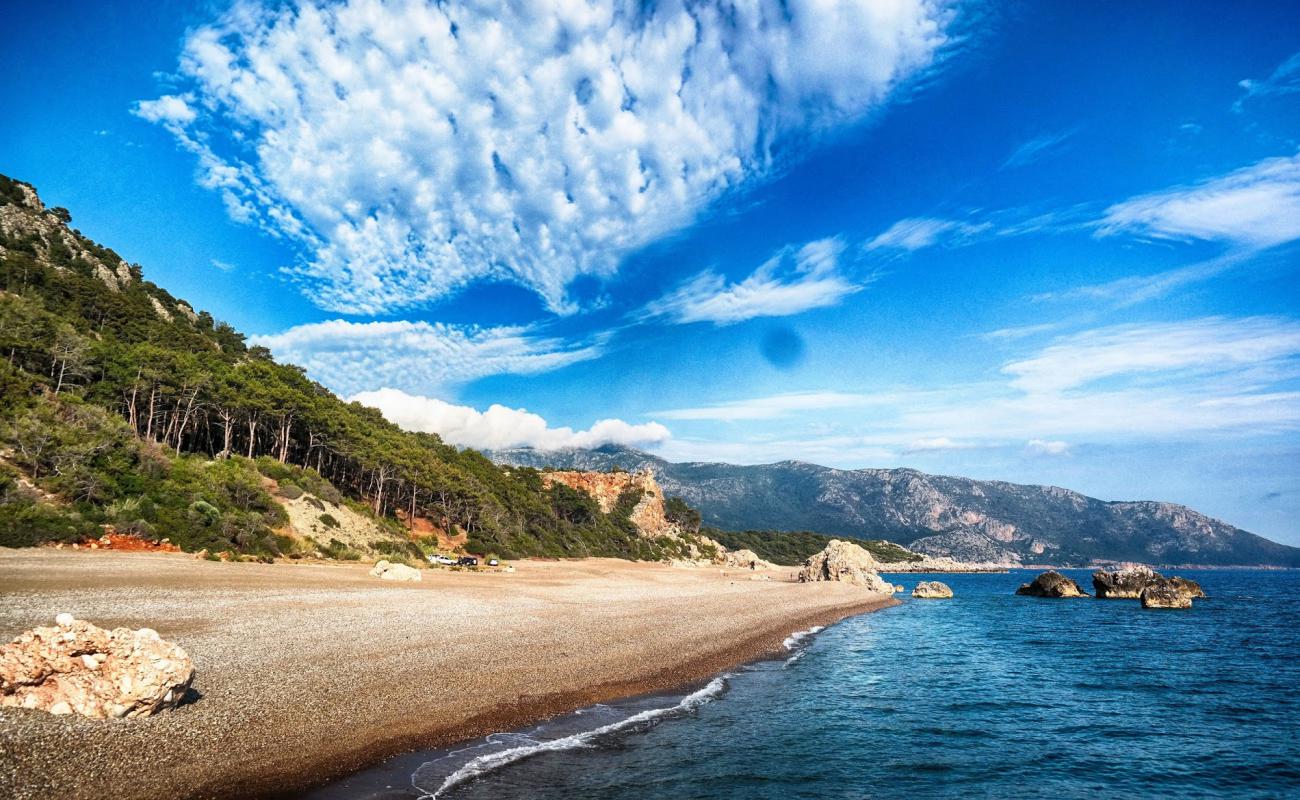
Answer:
xmin=0 ymin=174 xmax=685 ymax=561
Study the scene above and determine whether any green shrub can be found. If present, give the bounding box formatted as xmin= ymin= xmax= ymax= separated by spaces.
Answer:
xmin=277 ymin=482 xmax=304 ymax=500
xmin=318 ymin=512 xmax=339 ymax=528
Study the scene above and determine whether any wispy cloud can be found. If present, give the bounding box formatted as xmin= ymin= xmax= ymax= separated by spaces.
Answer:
xmin=353 ymin=388 xmax=669 ymax=451
xmin=1025 ymin=439 xmax=1070 ymax=456
xmin=1032 ymin=250 xmax=1254 ymax=306
xmin=653 ymin=390 xmax=878 ymax=421
xmin=1002 ymin=127 xmax=1078 ymax=169
xmin=210 ymin=258 xmax=236 ymax=272
xmin=979 ymin=322 xmax=1065 ymax=341
xmin=865 ymin=216 xmax=990 ymax=252
xmin=1233 ymin=51 xmax=1300 ymax=112
xmin=138 ymin=0 xmax=957 ymax=315
xmin=641 ymin=237 xmax=863 ymax=325
xmin=250 ymin=320 xmax=602 ymax=397
xmin=1097 ymin=153 xmax=1300 ymax=249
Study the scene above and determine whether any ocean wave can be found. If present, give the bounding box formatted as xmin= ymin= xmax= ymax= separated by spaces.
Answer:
xmin=413 ymin=677 xmax=729 ymax=799
xmin=783 ymin=625 xmax=824 ymax=651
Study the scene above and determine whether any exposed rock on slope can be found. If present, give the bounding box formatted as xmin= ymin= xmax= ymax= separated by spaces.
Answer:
xmin=1 ymin=614 xmax=194 ymax=718
xmin=798 ymin=540 xmax=894 ymax=593
xmin=1016 ymin=571 xmax=1089 ymax=598
xmin=279 ymin=491 xmax=411 ymax=557
xmin=542 ymin=469 xmax=673 ymax=538
xmin=490 ymin=445 xmax=1300 ymax=567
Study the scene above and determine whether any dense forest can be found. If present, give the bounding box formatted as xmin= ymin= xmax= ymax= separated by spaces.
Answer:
xmin=0 ymin=174 xmax=703 ymax=561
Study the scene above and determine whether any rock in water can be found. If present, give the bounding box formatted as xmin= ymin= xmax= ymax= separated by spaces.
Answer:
xmin=1016 ymin=571 xmax=1089 ymax=598
xmin=0 ymin=615 xmax=194 ymax=718
xmin=1141 ymin=579 xmax=1192 ymax=609
xmin=912 ymin=581 xmax=954 ymax=599
xmin=1140 ymin=576 xmax=1204 ymax=608
xmin=369 ymin=560 xmax=423 ymax=582
xmin=1092 ymin=565 xmax=1161 ymax=598
xmin=798 ymin=540 xmax=893 ymax=593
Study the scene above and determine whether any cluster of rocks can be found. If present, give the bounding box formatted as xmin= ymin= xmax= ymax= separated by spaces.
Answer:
xmin=1093 ymin=565 xmax=1205 ymax=609
xmin=1014 ymin=566 xmax=1206 ymax=608
xmin=797 ymin=539 xmax=895 ymax=594
xmin=369 ymin=560 xmax=423 ymax=582
xmin=1 ymin=615 xmax=194 ymax=718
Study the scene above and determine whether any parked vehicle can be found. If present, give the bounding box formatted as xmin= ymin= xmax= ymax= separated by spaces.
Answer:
xmin=456 ymin=556 xmax=479 ymax=567
xmin=487 ymin=558 xmax=500 ymax=567
xmin=428 ymin=554 xmax=456 ymax=566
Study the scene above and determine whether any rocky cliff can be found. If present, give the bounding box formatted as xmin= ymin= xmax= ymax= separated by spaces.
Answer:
xmin=491 ymin=445 xmax=1300 ymax=567
xmin=541 ymin=469 xmax=674 ymax=539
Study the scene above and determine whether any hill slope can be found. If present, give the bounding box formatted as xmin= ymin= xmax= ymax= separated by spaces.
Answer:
xmin=489 ymin=445 xmax=1300 ymax=567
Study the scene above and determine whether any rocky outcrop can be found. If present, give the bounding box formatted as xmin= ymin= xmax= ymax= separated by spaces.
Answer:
xmin=1094 ymin=566 xmax=1205 ymax=604
xmin=0 ymin=614 xmax=194 ymax=718
xmin=1016 ymin=571 xmax=1088 ymax=598
xmin=798 ymin=540 xmax=893 ymax=593
xmin=911 ymin=581 xmax=953 ymax=599
xmin=1092 ymin=565 xmax=1160 ymax=598
xmin=369 ymin=560 xmax=422 ymax=582
xmin=1141 ymin=579 xmax=1191 ymax=609
xmin=541 ymin=469 xmax=674 ymax=539
xmin=720 ymin=549 xmax=778 ymax=570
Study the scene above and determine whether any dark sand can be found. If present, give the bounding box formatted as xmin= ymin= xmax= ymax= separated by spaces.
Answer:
xmin=0 ymin=549 xmax=894 ymax=799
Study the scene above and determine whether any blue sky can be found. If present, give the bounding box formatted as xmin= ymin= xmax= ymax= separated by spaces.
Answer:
xmin=3 ymin=1 xmax=1299 ymax=543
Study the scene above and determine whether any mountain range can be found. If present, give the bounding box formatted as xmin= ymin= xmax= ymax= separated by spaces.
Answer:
xmin=490 ymin=445 xmax=1300 ymax=567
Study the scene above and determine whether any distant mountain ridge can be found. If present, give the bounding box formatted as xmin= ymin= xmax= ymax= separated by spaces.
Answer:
xmin=489 ymin=445 xmax=1300 ymax=567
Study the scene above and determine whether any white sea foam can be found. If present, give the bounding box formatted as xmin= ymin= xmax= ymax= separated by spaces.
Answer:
xmin=783 ymin=625 xmax=824 ymax=651
xmin=414 ymin=677 xmax=728 ymax=799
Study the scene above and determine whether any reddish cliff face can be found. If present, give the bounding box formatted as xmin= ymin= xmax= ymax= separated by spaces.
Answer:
xmin=541 ymin=469 xmax=673 ymax=538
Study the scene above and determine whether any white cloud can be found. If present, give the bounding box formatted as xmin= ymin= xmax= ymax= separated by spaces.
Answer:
xmin=352 ymin=387 xmax=669 ymax=451
xmin=1032 ymin=250 xmax=1252 ymax=307
xmin=979 ymin=322 xmax=1064 ymax=341
xmin=1024 ymin=439 xmax=1070 ymax=456
xmin=905 ymin=436 xmax=974 ymax=452
xmin=1002 ymin=127 xmax=1077 ymax=169
xmin=140 ymin=0 xmax=956 ymax=314
xmin=210 ymin=258 xmax=236 ymax=272
xmin=250 ymin=320 xmax=601 ymax=397
xmin=1098 ymin=153 xmax=1300 ymax=249
xmin=131 ymin=94 xmax=196 ymax=127
xmin=865 ymin=216 xmax=989 ymax=251
xmin=1234 ymin=51 xmax=1300 ymax=112
xmin=654 ymin=390 xmax=878 ymax=421
xmin=642 ymin=237 xmax=861 ymax=325
xmin=1002 ymin=316 xmax=1300 ymax=394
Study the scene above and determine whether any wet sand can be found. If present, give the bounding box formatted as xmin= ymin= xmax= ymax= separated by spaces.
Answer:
xmin=0 ymin=549 xmax=894 ymax=799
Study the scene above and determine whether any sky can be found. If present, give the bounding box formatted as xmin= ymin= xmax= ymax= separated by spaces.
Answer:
xmin=2 ymin=1 xmax=1299 ymax=543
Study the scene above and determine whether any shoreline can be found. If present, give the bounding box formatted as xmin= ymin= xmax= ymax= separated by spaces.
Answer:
xmin=0 ymin=549 xmax=896 ymax=800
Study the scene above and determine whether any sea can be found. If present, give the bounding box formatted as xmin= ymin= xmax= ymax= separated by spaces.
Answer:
xmin=304 ymin=569 xmax=1300 ymax=799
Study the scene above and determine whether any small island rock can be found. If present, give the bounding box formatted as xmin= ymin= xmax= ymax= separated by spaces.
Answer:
xmin=798 ymin=540 xmax=893 ymax=594
xmin=1015 ymin=571 xmax=1089 ymax=598
xmin=912 ymin=581 xmax=954 ymax=599
xmin=0 ymin=615 xmax=194 ymax=718
xmin=1092 ymin=565 xmax=1161 ymax=598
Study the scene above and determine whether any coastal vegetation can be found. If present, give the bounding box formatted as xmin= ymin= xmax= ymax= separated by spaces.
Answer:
xmin=0 ymin=174 xmax=701 ymax=561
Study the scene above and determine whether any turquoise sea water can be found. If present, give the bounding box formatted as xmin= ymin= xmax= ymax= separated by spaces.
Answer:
xmin=306 ymin=569 xmax=1300 ymax=799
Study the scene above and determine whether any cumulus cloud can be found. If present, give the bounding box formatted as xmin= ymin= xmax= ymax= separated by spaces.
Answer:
xmin=1097 ymin=153 xmax=1300 ymax=249
xmin=1024 ymin=439 xmax=1070 ymax=456
xmin=352 ymin=387 xmax=669 ymax=451
xmin=250 ymin=320 xmax=601 ymax=397
xmin=131 ymin=94 xmax=196 ymax=126
xmin=865 ymin=216 xmax=990 ymax=251
xmin=138 ymin=0 xmax=955 ymax=314
xmin=642 ymin=237 xmax=861 ymax=325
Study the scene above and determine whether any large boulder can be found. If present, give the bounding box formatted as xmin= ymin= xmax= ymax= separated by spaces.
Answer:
xmin=798 ymin=540 xmax=893 ymax=593
xmin=912 ymin=581 xmax=954 ymax=599
xmin=370 ymin=560 xmax=423 ymax=582
xmin=1140 ymin=577 xmax=1204 ymax=609
xmin=721 ymin=549 xmax=778 ymax=570
xmin=1016 ymin=571 xmax=1089 ymax=598
xmin=1092 ymin=565 xmax=1161 ymax=598
xmin=0 ymin=614 xmax=194 ymax=719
